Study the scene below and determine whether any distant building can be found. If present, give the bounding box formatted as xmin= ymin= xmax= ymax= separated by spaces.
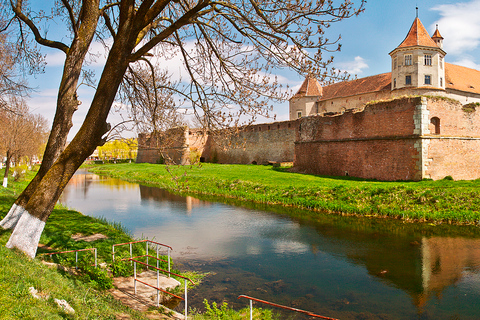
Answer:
xmin=289 ymin=18 xmax=480 ymax=120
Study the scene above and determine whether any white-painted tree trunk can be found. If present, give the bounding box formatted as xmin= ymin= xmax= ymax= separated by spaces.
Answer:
xmin=0 ymin=204 xmax=25 ymax=229
xmin=3 ymin=177 xmax=7 ymax=188
xmin=6 ymin=210 xmax=45 ymax=258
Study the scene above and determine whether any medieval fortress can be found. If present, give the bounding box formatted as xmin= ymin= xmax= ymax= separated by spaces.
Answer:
xmin=137 ymin=18 xmax=480 ymax=181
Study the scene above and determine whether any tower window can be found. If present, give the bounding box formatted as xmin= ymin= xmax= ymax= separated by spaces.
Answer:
xmin=394 ymin=78 xmax=397 ymax=88
xmin=297 ymin=111 xmax=302 ymax=118
xmin=405 ymin=54 xmax=412 ymax=66
xmin=424 ymin=54 xmax=432 ymax=66
xmin=440 ymin=56 xmax=443 ymax=69
xmin=405 ymin=75 xmax=412 ymax=85
xmin=425 ymin=75 xmax=431 ymax=85
xmin=440 ymin=77 xmax=443 ymax=87
xmin=393 ymin=58 xmax=397 ymax=69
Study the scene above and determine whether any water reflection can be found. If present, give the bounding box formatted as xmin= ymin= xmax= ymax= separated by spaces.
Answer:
xmin=60 ymin=171 xmax=480 ymax=319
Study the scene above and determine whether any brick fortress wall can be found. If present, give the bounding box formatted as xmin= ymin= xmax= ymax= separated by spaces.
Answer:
xmin=294 ymin=97 xmax=421 ymax=181
xmin=137 ymin=97 xmax=480 ymax=181
xmin=294 ymin=96 xmax=480 ymax=181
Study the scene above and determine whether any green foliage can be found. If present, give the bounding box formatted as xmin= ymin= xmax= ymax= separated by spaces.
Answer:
xmin=96 ymin=138 xmax=137 ymax=161
xmin=12 ymin=164 xmax=29 ymax=181
xmin=189 ymin=147 xmax=201 ymax=164
xmin=443 ymin=175 xmax=454 ymax=181
xmin=203 ymin=299 xmax=230 ymax=319
xmin=462 ymin=102 xmax=479 ymax=113
xmin=112 ymin=255 xmax=133 ymax=277
xmin=191 ymin=299 xmax=275 ymax=320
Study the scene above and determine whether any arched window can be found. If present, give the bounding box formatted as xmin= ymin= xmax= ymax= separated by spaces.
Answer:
xmin=430 ymin=117 xmax=440 ymax=134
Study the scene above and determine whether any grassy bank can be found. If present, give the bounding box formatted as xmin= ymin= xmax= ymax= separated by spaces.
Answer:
xmin=0 ymin=170 xmax=149 ymax=319
xmin=0 ymin=169 xmax=274 ymax=319
xmin=87 ymin=163 xmax=480 ymax=224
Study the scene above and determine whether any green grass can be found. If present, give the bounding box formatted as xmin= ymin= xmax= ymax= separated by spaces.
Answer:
xmin=86 ymin=163 xmax=480 ymax=224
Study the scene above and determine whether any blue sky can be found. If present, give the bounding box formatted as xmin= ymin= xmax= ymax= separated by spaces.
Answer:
xmin=25 ymin=0 xmax=480 ymax=139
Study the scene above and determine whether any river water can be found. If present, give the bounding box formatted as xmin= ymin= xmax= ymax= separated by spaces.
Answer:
xmin=60 ymin=170 xmax=480 ymax=319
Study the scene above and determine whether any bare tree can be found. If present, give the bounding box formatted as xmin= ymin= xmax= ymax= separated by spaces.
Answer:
xmin=0 ymin=98 xmax=48 ymax=187
xmin=0 ymin=0 xmax=365 ymax=258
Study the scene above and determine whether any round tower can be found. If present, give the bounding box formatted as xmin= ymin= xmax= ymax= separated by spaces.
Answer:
xmin=389 ymin=18 xmax=446 ymax=91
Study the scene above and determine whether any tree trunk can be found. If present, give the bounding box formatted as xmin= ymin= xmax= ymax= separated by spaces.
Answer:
xmin=0 ymin=2 xmax=101 ymax=230
xmin=3 ymin=151 xmax=11 ymax=188
xmin=6 ymin=17 xmax=135 ymax=257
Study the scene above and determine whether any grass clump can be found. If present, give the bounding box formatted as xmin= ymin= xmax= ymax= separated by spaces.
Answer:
xmin=87 ymin=163 xmax=480 ymax=225
xmin=191 ymin=299 xmax=275 ymax=320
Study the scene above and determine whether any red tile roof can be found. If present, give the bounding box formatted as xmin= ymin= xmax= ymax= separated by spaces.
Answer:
xmin=445 ymin=63 xmax=480 ymax=95
xmin=292 ymin=75 xmax=323 ymax=98
xmin=431 ymin=28 xmax=443 ymax=40
xmin=295 ymin=64 xmax=480 ymax=101
xmin=318 ymin=73 xmax=391 ymax=100
xmin=397 ymin=18 xmax=438 ymax=48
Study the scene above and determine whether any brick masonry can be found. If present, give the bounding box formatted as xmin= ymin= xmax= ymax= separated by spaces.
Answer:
xmin=137 ymin=96 xmax=480 ymax=181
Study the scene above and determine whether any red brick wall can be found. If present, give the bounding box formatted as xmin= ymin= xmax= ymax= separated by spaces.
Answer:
xmin=294 ymin=97 xmax=421 ymax=180
xmin=295 ymin=139 xmax=419 ymax=181
xmin=426 ymin=139 xmax=480 ymax=180
xmin=425 ymin=98 xmax=480 ymax=180
xmin=205 ymin=120 xmax=298 ymax=164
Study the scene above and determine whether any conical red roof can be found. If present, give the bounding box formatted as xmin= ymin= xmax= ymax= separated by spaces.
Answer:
xmin=397 ymin=18 xmax=438 ymax=48
xmin=292 ymin=75 xmax=323 ymax=99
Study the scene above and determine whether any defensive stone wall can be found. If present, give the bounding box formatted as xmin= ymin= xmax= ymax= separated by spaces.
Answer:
xmin=294 ymin=97 xmax=421 ymax=181
xmin=203 ymin=120 xmax=298 ymax=164
xmin=423 ymin=98 xmax=480 ymax=180
xmin=294 ymin=96 xmax=480 ymax=181
xmin=136 ymin=120 xmax=298 ymax=165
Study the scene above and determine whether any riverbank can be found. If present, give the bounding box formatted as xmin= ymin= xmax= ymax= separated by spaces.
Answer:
xmin=0 ymin=170 xmax=198 ymax=319
xmin=0 ymin=169 xmax=275 ymax=319
xmin=87 ymin=163 xmax=480 ymax=225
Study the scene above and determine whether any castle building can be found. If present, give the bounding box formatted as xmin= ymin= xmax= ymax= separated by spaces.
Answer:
xmin=138 ymin=17 xmax=480 ymax=181
xmin=289 ymin=18 xmax=480 ymax=119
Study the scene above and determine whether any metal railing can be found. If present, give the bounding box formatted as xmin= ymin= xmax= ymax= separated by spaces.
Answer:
xmin=39 ymin=248 xmax=97 ymax=270
xmin=238 ymin=295 xmax=339 ymax=320
xmin=130 ymin=258 xmax=195 ymax=318
xmin=112 ymin=239 xmax=172 ymax=274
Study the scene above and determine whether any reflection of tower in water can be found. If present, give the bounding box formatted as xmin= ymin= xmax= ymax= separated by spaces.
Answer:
xmin=415 ymin=237 xmax=480 ymax=310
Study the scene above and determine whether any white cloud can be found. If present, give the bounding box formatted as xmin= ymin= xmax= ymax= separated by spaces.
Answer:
xmin=336 ymin=56 xmax=369 ymax=75
xmin=431 ymin=0 xmax=480 ymax=55
xmin=451 ymin=57 xmax=480 ymax=70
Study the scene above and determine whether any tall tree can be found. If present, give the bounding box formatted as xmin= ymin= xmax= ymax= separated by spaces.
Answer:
xmin=1 ymin=0 xmax=365 ymax=258
xmin=0 ymin=98 xmax=49 ymax=187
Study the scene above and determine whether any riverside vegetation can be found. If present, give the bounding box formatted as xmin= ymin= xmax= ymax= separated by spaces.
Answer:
xmin=87 ymin=163 xmax=480 ymax=225
xmin=0 ymin=168 xmax=273 ymax=319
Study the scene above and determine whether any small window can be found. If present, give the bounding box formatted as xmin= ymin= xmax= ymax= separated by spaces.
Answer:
xmin=393 ymin=58 xmax=397 ymax=69
xmin=425 ymin=75 xmax=431 ymax=85
xmin=424 ymin=54 xmax=432 ymax=66
xmin=440 ymin=77 xmax=443 ymax=87
xmin=394 ymin=78 xmax=397 ymax=88
xmin=430 ymin=117 xmax=440 ymax=134
xmin=297 ymin=111 xmax=302 ymax=118
xmin=405 ymin=54 xmax=412 ymax=66
xmin=405 ymin=75 xmax=412 ymax=85
xmin=440 ymin=56 xmax=443 ymax=69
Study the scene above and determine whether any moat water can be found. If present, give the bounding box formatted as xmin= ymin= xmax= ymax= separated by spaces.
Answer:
xmin=60 ymin=170 xmax=480 ymax=319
